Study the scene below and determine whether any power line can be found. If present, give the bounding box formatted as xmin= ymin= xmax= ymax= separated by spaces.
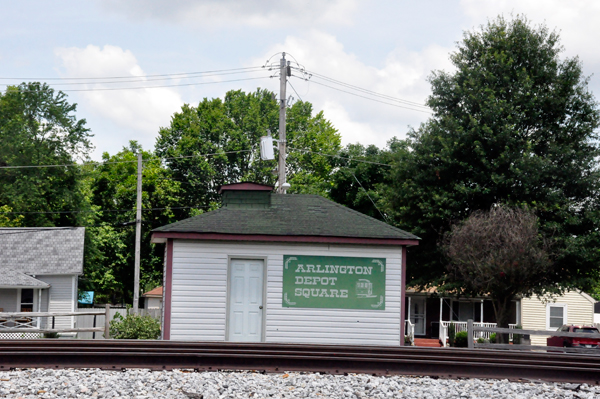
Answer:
xmin=0 ymin=149 xmax=254 ymax=170
xmin=1 ymin=76 xmax=270 ymax=93
xmin=0 ymin=66 xmax=264 ymax=81
xmin=301 ymin=69 xmax=431 ymax=110
xmin=0 ymin=68 xmax=266 ymax=87
xmin=287 ymin=79 xmax=304 ymax=103
xmin=305 ymin=79 xmax=432 ymax=114
xmin=0 ymin=206 xmax=209 ymax=215
xmin=288 ymin=147 xmax=393 ymax=167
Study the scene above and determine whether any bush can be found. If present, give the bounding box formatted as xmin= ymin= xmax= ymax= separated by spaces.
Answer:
xmin=477 ymin=337 xmax=485 ymax=344
xmin=404 ymin=335 xmax=414 ymax=345
xmin=43 ymin=332 xmax=59 ymax=339
xmin=489 ymin=333 xmax=497 ymax=344
xmin=512 ymin=325 xmax=523 ymax=344
xmin=109 ymin=311 xmax=161 ymax=339
xmin=448 ymin=322 xmax=456 ymax=347
xmin=454 ymin=331 xmax=469 ymax=347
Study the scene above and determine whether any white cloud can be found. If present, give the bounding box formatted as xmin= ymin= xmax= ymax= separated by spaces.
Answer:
xmin=460 ymin=0 xmax=600 ymax=66
xmin=254 ymin=31 xmax=453 ymax=148
xmin=99 ymin=0 xmax=359 ymax=29
xmin=54 ymin=45 xmax=184 ymax=155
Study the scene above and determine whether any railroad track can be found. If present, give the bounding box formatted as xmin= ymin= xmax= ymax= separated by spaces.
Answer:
xmin=0 ymin=340 xmax=599 ymax=385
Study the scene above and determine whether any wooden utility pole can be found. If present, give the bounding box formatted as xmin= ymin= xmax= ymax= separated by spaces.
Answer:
xmin=132 ymin=152 xmax=143 ymax=313
xmin=277 ymin=52 xmax=289 ymax=194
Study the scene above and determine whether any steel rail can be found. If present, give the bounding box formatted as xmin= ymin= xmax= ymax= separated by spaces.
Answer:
xmin=0 ymin=340 xmax=599 ymax=384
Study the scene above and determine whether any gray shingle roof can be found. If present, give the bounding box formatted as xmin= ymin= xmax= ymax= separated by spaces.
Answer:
xmin=0 ymin=227 xmax=85 ymax=275
xmin=0 ymin=269 xmax=50 ymax=288
xmin=154 ymin=194 xmax=419 ymax=240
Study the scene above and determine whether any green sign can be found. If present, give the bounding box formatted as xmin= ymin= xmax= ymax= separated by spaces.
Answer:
xmin=282 ymin=255 xmax=386 ymax=310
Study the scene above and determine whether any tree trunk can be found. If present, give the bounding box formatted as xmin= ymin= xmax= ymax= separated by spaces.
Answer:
xmin=493 ymin=296 xmax=513 ymax=344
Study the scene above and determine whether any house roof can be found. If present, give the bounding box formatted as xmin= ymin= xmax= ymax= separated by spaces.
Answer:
xmin=153 ymin=194 xmax=419 ymax=244
xmin=143 ymin=286 xmax=163 ymax=297
xmin=218 ymin=182 xmax=274 ymax=194
xmin=0 ymin=227 xmax=85 ymax=275
xmin=0 ymin=269 xmax=50 ymax=288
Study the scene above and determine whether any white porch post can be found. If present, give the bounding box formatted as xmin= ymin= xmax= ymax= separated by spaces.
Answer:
xmin=516 ymin=300 xmax=520 ymax=325
xmin=37 ymin=289 xmax=42 ymax=328
xmin=407 ymin=296 xmax=411 ymax=321
xmin=439 ymin=297 xmax=443 ymax=322
xmin=480 ymin=299 xmax=484 ymax=323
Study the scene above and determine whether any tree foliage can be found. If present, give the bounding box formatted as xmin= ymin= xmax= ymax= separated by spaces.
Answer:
xmin=442 ymin=205 xmax=552 ymax=339
xmin=0 ymin=83 xmax=92 ymax=227
xmin=389 ymin=16 xmax=600 ymax=290
xmin=83 ymin=142 xmax=181 ymax=304
xmin=155 ymin=88 xmax=341 ymax=217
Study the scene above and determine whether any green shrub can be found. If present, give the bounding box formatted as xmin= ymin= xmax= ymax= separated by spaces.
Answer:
xmin=477 ymin=337 xmax=485 ymax=344
xmin=511 ymin=325 xmax=523 ymax=344
xmin=489 ymin=333 xmax=497 ymax=344
xmin=448 ymin=322 xmax=456 ymax=347
xmin=43 ymin=332 xmax=59 ymax=339
xmin=454 ymin=331 xmax=469 ymax=347
xmin=109 ymin=311 xmax=161 ymax=339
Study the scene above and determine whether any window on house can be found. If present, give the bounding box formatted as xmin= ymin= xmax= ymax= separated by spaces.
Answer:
xmin=548 ymin=304 xmax=566 ymax=329
xmin=20 ymin=289 xmax=34 ymax=312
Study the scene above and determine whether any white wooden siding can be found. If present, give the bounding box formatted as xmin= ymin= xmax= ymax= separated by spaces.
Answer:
xmin=521 ymin=290 xmax=595 ymax=345
xmin=37 ymin=275 xmax=76 ymax=329
xmin=170 ymin=240 xmax=403 ymax=346
xmin=0 ymin=289 xmax=18 ymax=312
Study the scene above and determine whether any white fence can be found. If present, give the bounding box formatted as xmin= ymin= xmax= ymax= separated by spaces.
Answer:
xmin=440 ymin=321 xmax=518 ymax=347
xmin=0 ymin=309 xmax=108 ymax=339
xmin=76 ymin=308 xmax=161 ymax=339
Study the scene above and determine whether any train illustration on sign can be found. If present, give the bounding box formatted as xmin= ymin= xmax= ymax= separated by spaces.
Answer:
xmin=356 ymin=279 xmax=377 ymax=298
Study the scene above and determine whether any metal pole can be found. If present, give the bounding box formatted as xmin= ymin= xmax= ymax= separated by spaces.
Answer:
xmin=105 ymin=304 xmax=110 ymax=339
xmin=277 ymin=52 xmax=288 ymax=194
xmin=133 ymin=152 xmax=143 ymax=313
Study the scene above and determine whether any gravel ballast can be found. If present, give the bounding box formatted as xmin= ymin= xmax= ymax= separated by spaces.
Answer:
xmin=0 ymin=369 xmax=598 ymax=398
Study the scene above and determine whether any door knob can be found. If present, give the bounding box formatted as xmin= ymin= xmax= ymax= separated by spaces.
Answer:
xmin=259 ymin=306 xmax=263 ymax=309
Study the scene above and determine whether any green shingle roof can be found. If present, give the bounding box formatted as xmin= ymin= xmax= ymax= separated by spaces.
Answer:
xmin=154 ymin=194 xmax=419 ymax=241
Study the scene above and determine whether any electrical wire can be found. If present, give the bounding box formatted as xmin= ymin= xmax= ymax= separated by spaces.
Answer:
xmin=288 ymin=147 xmax=393 ymax=167
xmin=0 ymin=68 xmax=266 ymax=87
xmin=0 ymin=149 xmax=254 ymax=170
xmin=0 ymin=76 xmax=270 ymax=93
xmin=0 ymin=66 xmax=264 ymax=81
xmin=0 ymin=206 xmax=209 ymax=215
xmin=287 ymin=80 xmax=304 ymax=103
xmin=305 ymin=79 xmax=432 ymax=114
xmin=351 ymin=172 xmax=388 ymax=223
xmin=301 ymin=68 xmax=431 ymax=110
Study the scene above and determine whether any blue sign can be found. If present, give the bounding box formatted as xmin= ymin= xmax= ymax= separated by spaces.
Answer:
xmin=78 ymin=291 xmax=94 ymax=305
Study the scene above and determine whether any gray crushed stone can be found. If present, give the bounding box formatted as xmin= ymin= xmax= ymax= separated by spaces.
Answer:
xmin=0 ymin=369 xmax=598 ymax=398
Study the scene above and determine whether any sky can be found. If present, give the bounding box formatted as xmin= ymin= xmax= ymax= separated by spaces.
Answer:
xmin=1 ymin=0 xmax=600 ymax=160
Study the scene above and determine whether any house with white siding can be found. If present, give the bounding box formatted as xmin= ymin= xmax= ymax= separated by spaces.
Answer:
xmin=151 ymin=183 xmax=420 ymax=345
xmin=0 ymin=227 xmax=84 ymax=334
xmin=521 ymin=290 xmax=596 ymax=345
xmin=405 ymin=288 xmax=595 ymax=346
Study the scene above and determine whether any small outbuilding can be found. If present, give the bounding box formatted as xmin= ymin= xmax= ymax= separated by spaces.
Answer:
xmin=0 ymin=227 xmax=84 ymax=334
xmin=152 ymin=183 xmax=419 ymax=345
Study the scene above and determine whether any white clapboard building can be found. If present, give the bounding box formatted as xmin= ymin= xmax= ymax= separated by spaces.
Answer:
xmin=151 ymin=183 xmax=419 ymax=345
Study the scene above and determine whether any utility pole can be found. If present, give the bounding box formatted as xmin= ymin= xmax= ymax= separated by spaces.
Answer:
xmin=277 ymin=52 xmax=290 ymax=194
xmin=132 ymin=152 xmax=143 ymax=313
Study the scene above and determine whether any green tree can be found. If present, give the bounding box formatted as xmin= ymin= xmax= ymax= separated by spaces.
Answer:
xmin=442 ymin=206 xmax=552 ymax=340
xmin=154 ymin=88 xmax=341 ymax=216
xmin=389 ymin=16 xmax=600 ymax=291
xmin=84 ymin=142 xmax=181 ymax=304
xmin=329 ymin=140 xmax=406 ymax=221
xmin=0 ymin=83 xmax=92 ymax=227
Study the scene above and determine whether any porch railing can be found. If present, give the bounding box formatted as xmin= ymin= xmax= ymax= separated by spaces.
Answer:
xmin=0 ymin=306 xmax=110 ymax=339
xmin=439 ymin=321 xmax=517 ymax=347
xmin=405 ymin=320 xmax=415 ymax=346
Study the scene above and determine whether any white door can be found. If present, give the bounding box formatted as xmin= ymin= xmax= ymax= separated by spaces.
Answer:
xmin=410 ymin=297 xmax=426 ymax=336
xmin=228 ymin=259 xmax=264 ymax=342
